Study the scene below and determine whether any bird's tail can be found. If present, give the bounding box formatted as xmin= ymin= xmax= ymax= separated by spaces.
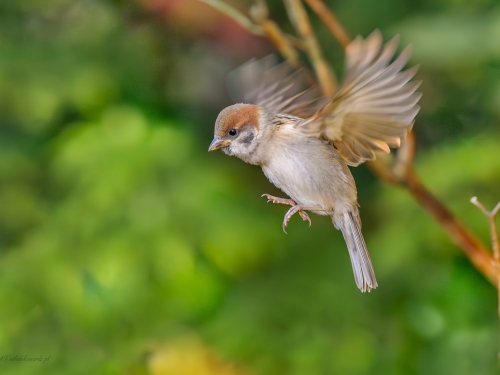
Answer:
xmin=336 ymin=210 xmax=378 ymax=292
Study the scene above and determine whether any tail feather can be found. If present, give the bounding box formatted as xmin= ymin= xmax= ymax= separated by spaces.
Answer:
xmin=337 ymin=211 xmax=378 ymax=292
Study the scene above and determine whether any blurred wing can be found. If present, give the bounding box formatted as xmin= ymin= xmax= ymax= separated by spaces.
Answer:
xmin=227 ymin=55 xmax=327 ymax=119
xmin=303 ymin=30 xmax=421 ymax=166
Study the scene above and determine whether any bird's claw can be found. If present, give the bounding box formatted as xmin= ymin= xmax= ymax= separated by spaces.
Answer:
xmin=299 ymin=210 xmax=312 ymax=226
xmin=261 ymin=194 xmax=295 ymax=205
xmin=282 ymin=206 xmax=311 ymax=233
xmin=261 ymin=194 xmax=311 ymax=233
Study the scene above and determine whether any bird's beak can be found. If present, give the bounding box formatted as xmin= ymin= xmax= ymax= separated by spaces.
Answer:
xmin=208 ymin=137 xmax=231 ymax=151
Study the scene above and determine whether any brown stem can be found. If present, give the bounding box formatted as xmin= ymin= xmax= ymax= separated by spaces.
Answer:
xmin=303 ymin=0 xmax=351 ymax=48
xmin=250 ymin=1 xmax=301 ymax=67
xmin=404 ymin=172 xmax=496 ymax=284
xmin=491 ymin=206 xmax=500 ymax=328
xmin=283 ymin=0 xmax=336 ymax=96
xmin=492 ymin=204 xmax=500 ymax=353
xmin=263 ymin=20 xmax=301 ymax=65
xmin=393 ymin=131 xmax=416 ymax=181
xmin=368 ymin=160 xmax=496 ymax=285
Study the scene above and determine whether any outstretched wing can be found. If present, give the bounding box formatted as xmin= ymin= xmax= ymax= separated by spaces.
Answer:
xmin=302 ymin=30 xmax=421 ymax=166
xmin=227 ymin=55 xmax=327 ymax=119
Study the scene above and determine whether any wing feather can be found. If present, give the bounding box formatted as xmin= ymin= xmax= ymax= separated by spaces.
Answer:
xmin=303 ymin=29 xmax=420 ymax=166
xmin=226 ymin=55 xmax=326 ymax=119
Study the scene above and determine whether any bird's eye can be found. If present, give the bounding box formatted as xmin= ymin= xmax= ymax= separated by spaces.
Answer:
xmin=228 ymin=128 xmax=238 ymax=137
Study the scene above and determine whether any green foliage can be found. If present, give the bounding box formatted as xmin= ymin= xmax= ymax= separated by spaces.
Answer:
xmin=0 ymin=0 xmax=499 ymax=374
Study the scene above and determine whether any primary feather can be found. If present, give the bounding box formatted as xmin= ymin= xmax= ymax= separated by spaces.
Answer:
xmin=307 ymin=30 xmax=421 ymax=166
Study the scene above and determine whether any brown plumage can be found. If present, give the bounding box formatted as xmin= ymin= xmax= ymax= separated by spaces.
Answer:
xmin=214 ymin=104 xmax=260 ymax=138
xmin=208 ymin=30 xmax=421 ymax=292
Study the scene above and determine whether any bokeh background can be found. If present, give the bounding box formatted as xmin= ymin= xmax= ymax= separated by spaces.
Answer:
xmin=1 ymin=0 xmax=500 ymax=374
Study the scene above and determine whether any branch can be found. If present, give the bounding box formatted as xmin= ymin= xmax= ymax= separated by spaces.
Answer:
xmin=283 ymin=0 xmax=336 ymax=96
xmin=199 ymin=0 xmax=265 ymax=35
xmin=201 ymin=0 xmax=498 ymax=287
xmin=201 ymin=0 xmax=317 ymax=92
xmin=393 ymin=130 xmax=416 ymax=181
xmin=201 ymin=0 xmax=306 ymax=65
xmin=250 ymin=1 xmax=301 ymax=67
xmin=367 ymin=156 xmax=496 ymax=285
xmin=470 ymin=196 xmax=500 ymax=357
xmin=403 ymin=170 xmax=496 ymax=284
xmin=303 ymin=0 xmax=351 ymax=48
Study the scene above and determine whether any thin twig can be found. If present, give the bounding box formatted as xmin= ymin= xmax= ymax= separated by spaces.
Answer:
xmin=199 ymin=0 xmax=264 ymax=35
xmin=470 ymin=196 xmax=500 ymax=358
xmin=283 ymin=0 xmax=336 ymax=96
xmin=392 ymin=131 xmax=416 ymax=181
xmin=250 ymin=0 xmax=301 ymax=67
xmin=303 ymin=0 xmax=351 ymax=48
xmin=470 ymin=197 xmax=500 ymax=286
xmin=262 ymin=20 xmax=302 ymax=65
xmin=200 ymin=0 xmax=305 ymax=63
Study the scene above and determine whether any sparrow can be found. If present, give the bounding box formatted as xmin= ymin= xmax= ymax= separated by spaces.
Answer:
xmin=208 ymin=30 xmax=421 ymax=292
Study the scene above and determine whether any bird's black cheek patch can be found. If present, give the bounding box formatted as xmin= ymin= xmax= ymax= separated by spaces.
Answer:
xmin=241 ymin=133 xmax=254 ymax=146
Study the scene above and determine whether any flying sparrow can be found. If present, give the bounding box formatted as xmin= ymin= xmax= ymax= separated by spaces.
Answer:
xmin=208 ymin=30 xmax=421 ymax=292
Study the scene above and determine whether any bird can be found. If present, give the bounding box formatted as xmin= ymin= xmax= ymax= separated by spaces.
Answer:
xmin=208 ymin=30 xmax=421 ymax=292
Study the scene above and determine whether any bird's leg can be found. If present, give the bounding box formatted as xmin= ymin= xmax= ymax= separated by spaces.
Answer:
xmin=262 ymin=194 xmax=313 ymax=233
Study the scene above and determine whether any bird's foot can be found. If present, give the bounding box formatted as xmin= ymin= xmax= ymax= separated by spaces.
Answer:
xmin=261 ymin=194 xmax=311 ymax=233
xmin=282 ymin=205 xmax=312 ymax=233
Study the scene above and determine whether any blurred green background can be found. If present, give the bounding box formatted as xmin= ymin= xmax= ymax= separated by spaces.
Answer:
xmin=1 ymin=0 xmax=500 ymax=374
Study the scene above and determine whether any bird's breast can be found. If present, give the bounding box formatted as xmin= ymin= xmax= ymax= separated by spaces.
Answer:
xmin=261 ymin=136 xmax=357 ymax=214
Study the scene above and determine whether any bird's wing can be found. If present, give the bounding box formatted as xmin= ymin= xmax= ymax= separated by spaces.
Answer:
xmin=301 ymin=29 xmax=421 ymax=166
xmin=227 ymin=55 xmax=327 ymax=119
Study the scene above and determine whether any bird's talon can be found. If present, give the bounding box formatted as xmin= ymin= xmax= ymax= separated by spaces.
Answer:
xmin=262 ymin=194 xmax=313 ymax=230
xmin=298 ymin=210 xmax=311 ymax=224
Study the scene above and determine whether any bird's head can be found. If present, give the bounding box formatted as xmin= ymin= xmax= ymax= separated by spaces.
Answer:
xmin=208 ymin=103 xmax=263 ymax=163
